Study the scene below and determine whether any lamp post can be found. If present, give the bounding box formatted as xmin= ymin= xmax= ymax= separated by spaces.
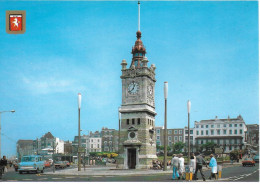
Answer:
xmin=52 ymin=138 xmax=58 ymax=173
xmin=0 ymin=110 xmax=15 ymax=158
xmin=78 ymin=93 xmax=82 ymax=171
xmin=187 ymin=100 xmax=191 ymax=164
xmin=118 ymin=107 xmax=121 ymax=153
xmin=163 ymin=82 xmax=168 ymax=171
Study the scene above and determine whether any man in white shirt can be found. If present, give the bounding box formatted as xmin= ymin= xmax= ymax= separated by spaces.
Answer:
xmin=171 ymin=154 xmax=179 ymax=180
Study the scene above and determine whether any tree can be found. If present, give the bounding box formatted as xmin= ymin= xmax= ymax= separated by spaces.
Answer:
xmin=158 ymin=145 xmax=171 ymax=152
xmin=172 ymin=142 xmax=185 ymax=153
xmin=200 ymin=142 xmax=218 ymax=154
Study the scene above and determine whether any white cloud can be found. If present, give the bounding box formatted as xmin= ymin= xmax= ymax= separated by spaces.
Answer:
xmin=22 ymin=76 xmax=86 ymax=95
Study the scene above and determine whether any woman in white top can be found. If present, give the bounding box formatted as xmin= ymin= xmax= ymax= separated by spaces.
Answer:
xmin=178 ymin=154 xmax=185 ymax=180
xmin=190 ymin=156 xmax=196 ymax=174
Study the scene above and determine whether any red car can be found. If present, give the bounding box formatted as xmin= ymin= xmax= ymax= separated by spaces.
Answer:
xmin=242 ymin=158 xmax=255 ymax=167
xmin=44 ymin=160 xmax=51 ymax=167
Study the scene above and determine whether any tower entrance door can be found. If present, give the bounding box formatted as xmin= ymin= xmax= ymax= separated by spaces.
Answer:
xmin=127 ymin=148 xmax=136 ymax=169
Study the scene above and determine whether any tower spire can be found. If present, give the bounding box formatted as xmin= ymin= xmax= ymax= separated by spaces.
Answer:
xmin=138 ymin=1 xmax=140 ymax=31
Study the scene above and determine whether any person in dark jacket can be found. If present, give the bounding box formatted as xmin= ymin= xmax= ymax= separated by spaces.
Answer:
xmin=0 ymin=156 xmax=8 ymax=177
xmin=193 ymin=154 xmax=207 ymax=181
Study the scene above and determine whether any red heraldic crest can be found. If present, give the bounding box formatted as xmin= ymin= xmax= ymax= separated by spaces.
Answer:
xmin=10 ymin=15 xmax=22 ymax=31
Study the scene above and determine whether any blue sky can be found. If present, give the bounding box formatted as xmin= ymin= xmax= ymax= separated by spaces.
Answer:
xmin=0 ymin=0 xmax=258 ymax=157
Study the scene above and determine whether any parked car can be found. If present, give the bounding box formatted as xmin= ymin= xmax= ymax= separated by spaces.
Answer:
xmin=64 ymin=161 xmax=70 ymax=167
xmin=18 ymin=155 xmax=44 ymax=174
xmin=44 ymin=160 xmax=51 ymax=167
xmin=54 ymin=161 xmax=66 ymax=169
xmin=253 ymin=155 xmax=259 ymax=163
xmin=242 ymin=158 xmax=255 ymax=167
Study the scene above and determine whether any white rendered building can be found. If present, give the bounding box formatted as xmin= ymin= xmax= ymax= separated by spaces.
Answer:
xmin=192 ymin=115 xmax=247 ymax=153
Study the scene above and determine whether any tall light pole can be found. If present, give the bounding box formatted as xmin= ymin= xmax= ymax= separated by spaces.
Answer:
xmin=0 ymin=110 xmax=15 ymax=158
xmin=187 ymin=100 xmax=191 ymax=164
xmin=118 ymin=107 xmax=121 ymax=153
xmin=163 ymin=82 xmax=168 ymax=171
xmin=78 ymin=93 xmax=82 ymax=171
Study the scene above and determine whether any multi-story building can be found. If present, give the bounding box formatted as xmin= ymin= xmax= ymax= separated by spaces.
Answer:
xmin=167 ymin=128 xmax=184 ymax=147
xmin=72 ymin=135 xmax=89 ymax=155
xmin=89 ymin=137 xmax=102 ymax=153
xmin=155 ymin=127 xmax=163 ymax=146
xmin=64 ymin=141 xmax=72 ymax=155
xmin=101 ymin=127 xmax=119 ymax=152
xmin=37 ymin=132 xmax=64 ymax=155
xmin=245 ymin=124 xmax=259 ymax=145
xmin=155 ymin=126 xmax=184 ymax=149
xmin=17 ymin=140 xmax=35 ymax=161
xmin=193 ymin=115 xmax=247 ymax=153
xmin=184 ymin=127 xmax=195 ymax=153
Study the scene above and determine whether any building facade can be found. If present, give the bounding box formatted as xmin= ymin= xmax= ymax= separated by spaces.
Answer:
xmin=101 ymin=127 xmax=119 ymax=152
xmin=155 ymin=126 xmax=184 ymax=148
xmin=17 ymin=140 xmax=35 ymax=161
xmin=245 ymin=124 xmax=259 ymax=145
xmin=192 ymin=115 xmax=247 ymax=153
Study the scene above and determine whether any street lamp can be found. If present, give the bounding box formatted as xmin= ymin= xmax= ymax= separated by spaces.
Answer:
xmin=118 ymin=107 xmax=121 ymax=153
xmin=78 ymin=93 xmax=82 ymax=171
xmin=187 ymin=100 xmax=191 ymax=164
xmin=0 ymin=110 xmax=15 ymax=158
xmin=163 ymin=82 xmax=168 ymax=171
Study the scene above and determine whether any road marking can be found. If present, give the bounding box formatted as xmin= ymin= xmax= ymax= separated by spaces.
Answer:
xmin=52 ymin=178 xmax=62 ymax=180
xmin=40 ymin=178 xmax=48 ymax=180
xmin=93 ymin=176 xmax=102 ymax=177
xmin=23 ymin=179 xmax=33 ymax=181
xmin=7 ymin=180 xmax=18 ymax=182
xmin=65 ymin=177 xmax=76 ymax=179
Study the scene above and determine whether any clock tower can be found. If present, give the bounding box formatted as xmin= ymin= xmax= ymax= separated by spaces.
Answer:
xmin=117 ymin=2 xmax=157 ymax=169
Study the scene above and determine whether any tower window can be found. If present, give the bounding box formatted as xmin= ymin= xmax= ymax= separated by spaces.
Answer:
xmin=127 ymin=119 xmax=129 ymax=125
xmin=138 ymin=118 xmax=140 ymax=125
xmin=132 ymin=119 xmax=135 ymax=125
xmin=134 ymin=60 xmax=138 ymax=67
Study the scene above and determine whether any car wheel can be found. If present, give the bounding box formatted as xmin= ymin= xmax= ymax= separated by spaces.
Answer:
xmin=19 ymin=171 xmax=22 ymax=174
xmin=41 ymin=168 xmax=44 ymax=173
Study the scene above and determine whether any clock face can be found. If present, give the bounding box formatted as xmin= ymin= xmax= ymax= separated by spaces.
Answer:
xmin=148 ymin=85 xmax=153 ymax=95
xmin=128 ymin=81 xmax=139 ymax=95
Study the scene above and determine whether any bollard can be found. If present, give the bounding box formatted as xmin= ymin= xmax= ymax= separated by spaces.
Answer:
xmin=218 ymin=171 xmax=222 ymax=178
xmin=189 ymin=172 xmax=193 ymax=180
xmin=218 ymin=165 xmax=222 ymax=179
xmin=185 ymin=173 xmax=190 ymax=181
xmin=185 ymin=166 xmax=194 ymax=181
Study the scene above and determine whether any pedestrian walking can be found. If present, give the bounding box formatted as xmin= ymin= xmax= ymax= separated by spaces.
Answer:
xmin=192 ymin=153 xmax=196 ymax=162
xmin=193 ymin=154 xmax=207 ymax=181
xmin=178 ymin=154 xmax=185 ymax=180
xmin=0 ymin=156 xmax=8 ymax=178
xmin=171 ymin=154 xmax=179 ymax=180
xmin=209 ymin=154 xmax=218 ymax=180
xmin=190 ymin=156 xmax=196 ymax=175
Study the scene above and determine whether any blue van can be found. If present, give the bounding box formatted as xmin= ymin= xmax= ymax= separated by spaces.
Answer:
xmin=18 ymin=155 xmax=44 ymax=174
